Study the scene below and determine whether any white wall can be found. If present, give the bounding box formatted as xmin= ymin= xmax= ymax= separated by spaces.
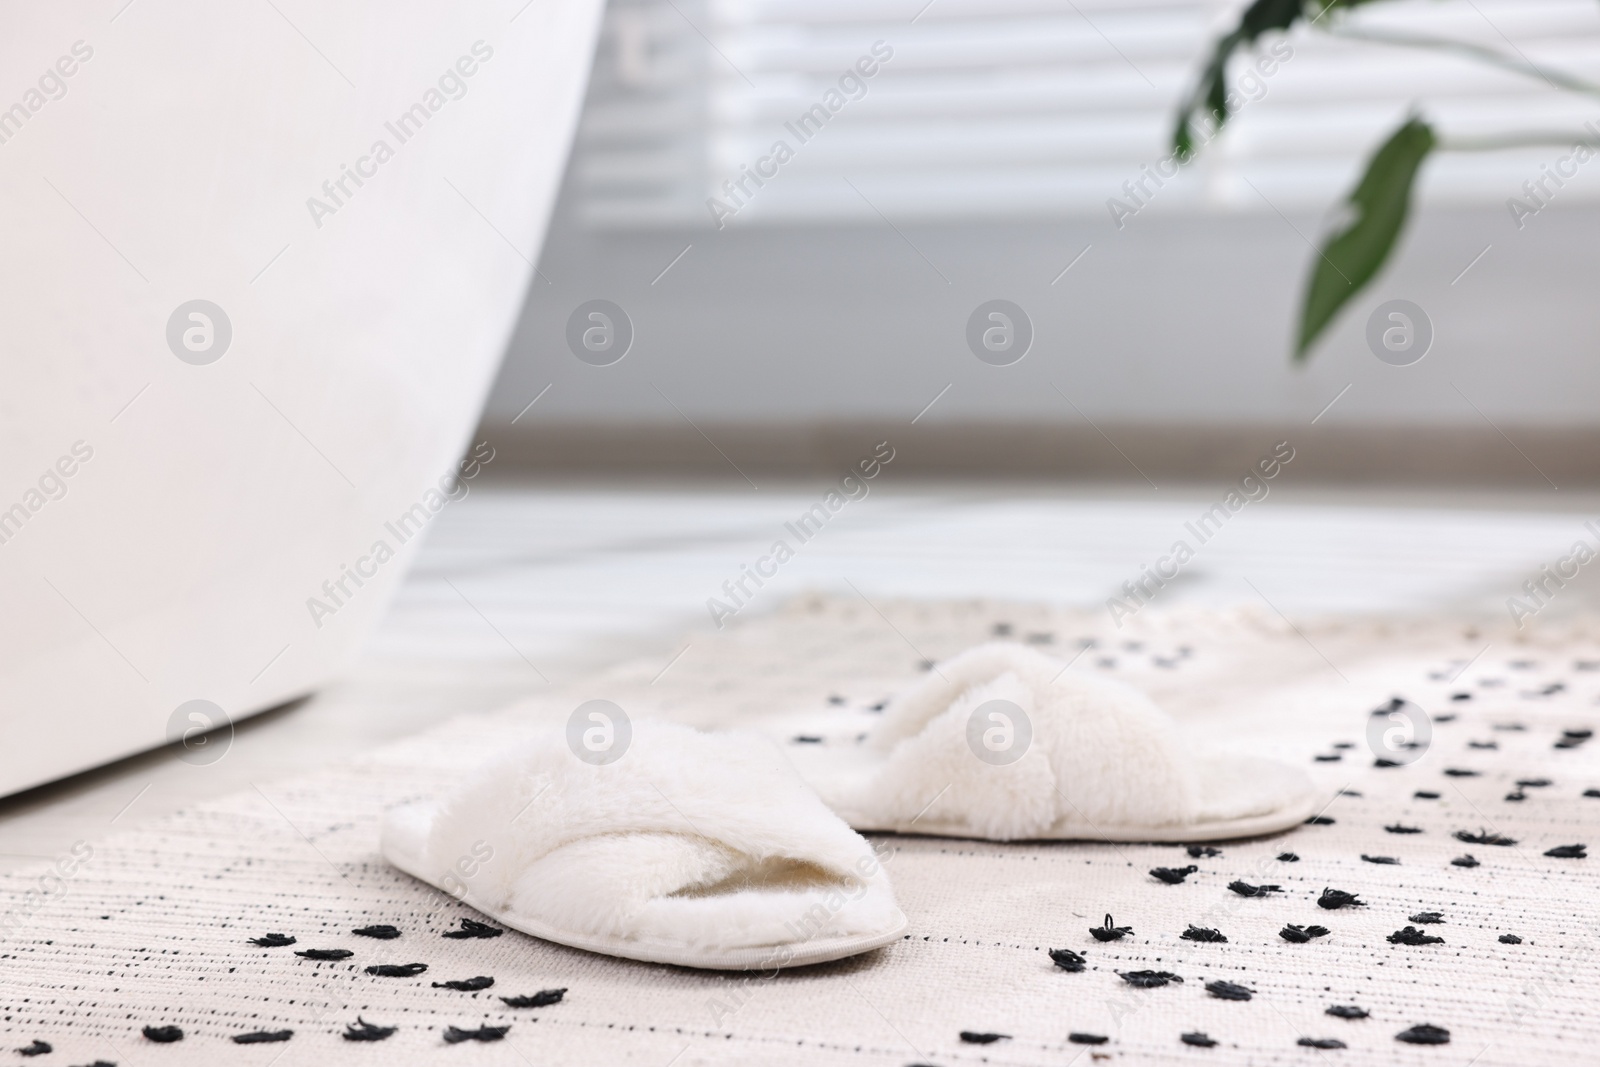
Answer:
xmin=483 ymin=198 xmax=1600 ymax=429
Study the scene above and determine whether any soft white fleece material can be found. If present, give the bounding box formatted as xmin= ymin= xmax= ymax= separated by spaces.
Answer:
xmin=422 ymin=722 xmax=900 ymax=953
xmin=843 ymin=641 xmax=1271 ymax=840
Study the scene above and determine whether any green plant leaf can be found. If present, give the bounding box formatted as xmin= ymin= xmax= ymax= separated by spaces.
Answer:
xmin=1172 ymin=0 xmax=1394 ymax=160
xmin=1295 ymin=117 xmax=1436 ymax=360
xmin=1173 ymin=0 xmax=1300 ymax=159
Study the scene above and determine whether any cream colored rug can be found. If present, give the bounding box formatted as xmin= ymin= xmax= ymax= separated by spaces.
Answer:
xmin=4 ymin=596 xmax=1599 ymax=1066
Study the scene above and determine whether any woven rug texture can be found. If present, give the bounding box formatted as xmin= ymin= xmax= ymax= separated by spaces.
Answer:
xmin=3 ymin=596 xmax=1599 ymax=1066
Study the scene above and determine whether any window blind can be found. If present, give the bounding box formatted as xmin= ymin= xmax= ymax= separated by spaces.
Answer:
xmin=570 ymin=0 xmax=1600 ymax=227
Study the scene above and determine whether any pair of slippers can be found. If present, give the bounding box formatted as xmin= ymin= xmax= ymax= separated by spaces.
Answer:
xmin=382 ymin=643 xmax=1317 ymax=970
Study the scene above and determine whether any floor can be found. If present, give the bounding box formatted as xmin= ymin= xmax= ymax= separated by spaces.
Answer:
xmin=3 ymin=479 xmax=1597 ymax=874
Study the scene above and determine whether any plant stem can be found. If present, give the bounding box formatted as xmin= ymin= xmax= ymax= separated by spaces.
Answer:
xmin=1327 ymin=25 xmax=1600 ymax=100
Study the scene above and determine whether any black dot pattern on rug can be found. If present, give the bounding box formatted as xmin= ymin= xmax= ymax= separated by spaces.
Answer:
xmin=958 ymin=1031 xmax=1008 ymax=1044
xmin=366 ymin=962 xmax=427 ymax=977
xmin=1048 ymin=948 xmax=1086 ymax=972
xmin=1068 ymin=1032 xmax=1108 ymax=1045
xmin=441 ymin=918 xmax=504 ymax=939
xmin=248 ymin=933 xmax=296 ymax=947
xmin=15 ymin=607 xmax=1600 ymax=1063
xmin=501 ymin=988 xmax=567 ymax=1009
xmin=1387 ymin=926 xmax=1445 ymax=946
xmin=1326 ymin=1005 xmax=1369 ymax=1020
xmin=1298 ymin=1037 xmax=1346 ymax=1049
xmin=442 ymin=1025 xmax=510 ymax=1044
xmin=1181 ymin=1032 xmax=1218 ymax=1047
xmin=343 ymin=1018 xmax=396 ymax=1042
xmin=1396 ymin=1024 xmax=1451 ymax=1045
xmin=294 ymin=948 xmax=353 ymax=960
xmin=353 ymin=923 xmax=401 ymax=939
xmin=16 ymin=1040 xmax=51 ymax=1057
xmin=141 ymin=1026 xmax=182 ymax=1043
xmin=1088 ymin=914 xmax=1131 ymax=941
xmin=1318 ymin=888 xmax=1366 ymax=910
xmin=232 ymin=1029 xmax=293 ymax=1044
xmin=1118 ymin=970 xmax=1182 ymax=988
xmin=1558 ymin=728 xmax=1593 ymax=749
xmin=1181 ymin=924 xmax=1227 ymax=943
xmin=1205 ymin=980 xmax=1253 ymax=1002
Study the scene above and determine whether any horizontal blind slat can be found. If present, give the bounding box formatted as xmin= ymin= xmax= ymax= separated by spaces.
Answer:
xmin=573 ymin=0 xmax=1600 ymax=227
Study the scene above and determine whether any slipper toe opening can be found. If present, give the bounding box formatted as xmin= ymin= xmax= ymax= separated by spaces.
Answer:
xmin=508 ymin=832 xmax=901 ymax=955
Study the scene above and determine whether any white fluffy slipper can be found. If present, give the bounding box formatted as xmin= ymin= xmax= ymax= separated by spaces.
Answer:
xmin=381 ymin=721 xmax=907 ymax=970
xmin=785 ymin=642 xmax=1320 ymax=843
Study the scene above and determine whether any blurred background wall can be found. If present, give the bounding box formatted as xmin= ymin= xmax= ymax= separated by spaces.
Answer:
xmin=476 ymin=0 xmax=1600 ymax=483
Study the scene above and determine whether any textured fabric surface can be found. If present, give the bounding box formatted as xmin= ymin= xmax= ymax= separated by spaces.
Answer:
xmin=397 ymin=719 xmax=904 ymax=958
xmin=4 ymin=595 xmax=1600 ymax=1065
